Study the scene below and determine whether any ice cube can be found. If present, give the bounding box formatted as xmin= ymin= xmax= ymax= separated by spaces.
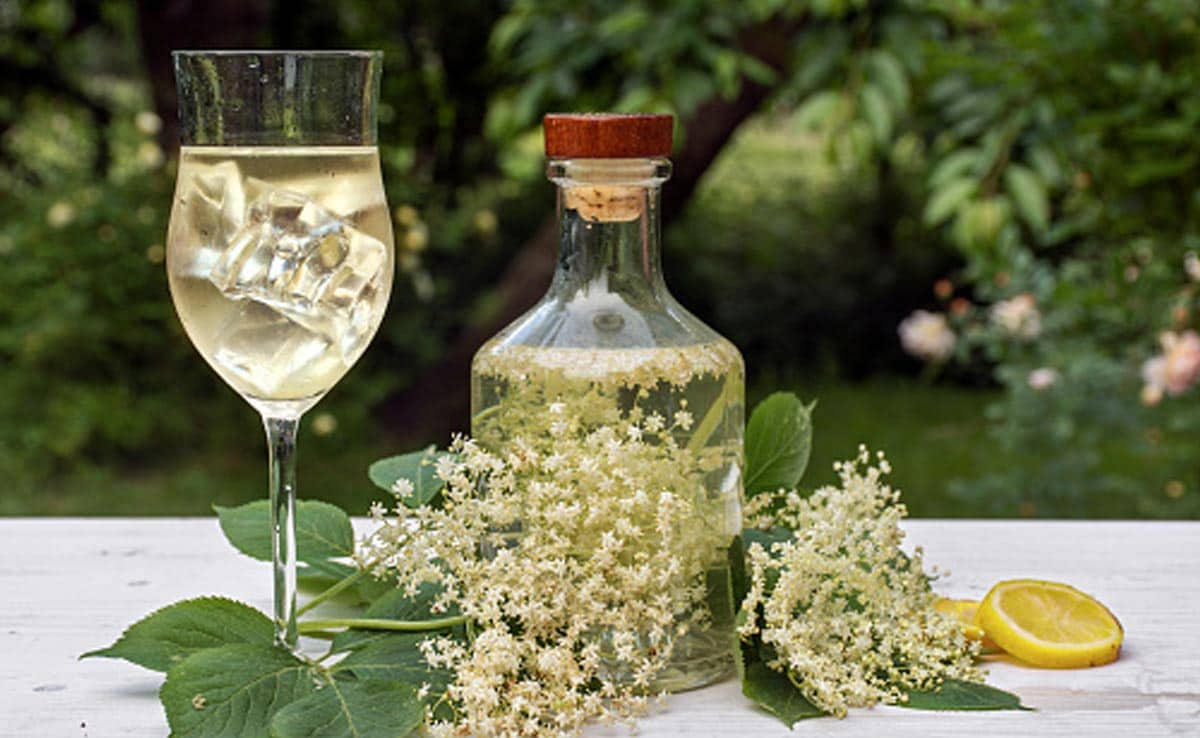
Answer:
xmin=181 ymin=161 xmax=245 ymax=278
xmin=207 ymin=178 xmax=386 ymax=359
xmin=211 ymin=300 xmax=333 ymax=399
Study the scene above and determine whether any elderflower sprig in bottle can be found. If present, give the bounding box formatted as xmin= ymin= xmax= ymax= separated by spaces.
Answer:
xmin=471 ymin=113 xmax=744 ymax=692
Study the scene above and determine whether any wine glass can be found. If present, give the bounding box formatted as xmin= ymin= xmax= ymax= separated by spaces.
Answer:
xmin=166 ymin=51 xmax=393 ymax=648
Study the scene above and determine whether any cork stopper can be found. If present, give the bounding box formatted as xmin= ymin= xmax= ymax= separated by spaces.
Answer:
xmin=543 ymin=113 xmax=673 ymax=159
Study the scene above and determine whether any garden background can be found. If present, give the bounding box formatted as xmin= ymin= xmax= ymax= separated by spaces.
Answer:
xmin=3 ymin=0 xmax=1198 ymax=520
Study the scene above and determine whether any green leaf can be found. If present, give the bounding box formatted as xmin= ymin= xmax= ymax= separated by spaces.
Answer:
xmin=215 ymin=499 xmax=354 ymax=563
xmin=929 ymin=148 xmax=982 ymax=189
xmin=1027 ymin=144 xmax=1062 ymax=187
xmin=923 ymin=178 xmax=978 ymax=228
xmin=81 ymin=597 xmax=273 ymax=672
xmin=302 ymin=560 xmax=396 ymax=604
xmin=795 ymin=90 xmax=841 ymax=130
xmin=903 ymin=678 xmax=1030 ymax=711
xmin=859 ymin=83 xmax=893 ymax=145
xmin=1004 ymin=164 xmax=1050 ymax=233
xmin=332 ymin=582 xmax=458 ymax=652
xmin=161 ymin=644 xmax=316 ymax=738
xmin=742 ymin=526 xmax=794 ymax=551
xmin=868 ymin=50 xmax=909 ymax=109
xmin=270 ymin=678 xmax=425 ymax=738
xmin=744 ymin=393 xmax=814 ymax=496
xmin=368 ymin=448 xmax=449 ymax=509
xmin=332 ymin=633 xmax=454 ymax=695
xmin=742 ymin=662 xmax=825 ymax=726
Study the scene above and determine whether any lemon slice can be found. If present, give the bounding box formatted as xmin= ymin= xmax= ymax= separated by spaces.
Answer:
xmin=934 ymin=597 xmax=1002 ymax=651
xmin=977 ymin=579 xmax=1123 ymax=668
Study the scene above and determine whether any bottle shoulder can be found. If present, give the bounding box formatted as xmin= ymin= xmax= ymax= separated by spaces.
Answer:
xmin=472 ymin=290 xmax=743 ymax=387
xmin=477 ymin=285 xmax=736 ymax=350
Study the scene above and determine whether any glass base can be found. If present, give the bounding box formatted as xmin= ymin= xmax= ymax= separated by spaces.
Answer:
xmin=600 ymin=627 xmax=736 ymax=694
xmin=650 ymin=628 xmax=736 ymax=693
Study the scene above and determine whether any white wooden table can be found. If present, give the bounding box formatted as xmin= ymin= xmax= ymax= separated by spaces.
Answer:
xmin=1 ymin=519 xmax=1198 ymax=737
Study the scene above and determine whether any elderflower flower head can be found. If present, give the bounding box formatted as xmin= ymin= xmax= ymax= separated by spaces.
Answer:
xmin=358 ymin=396 xmax=729 ymax=738
xmin=739 ymin=446 xmax=981 ymax=717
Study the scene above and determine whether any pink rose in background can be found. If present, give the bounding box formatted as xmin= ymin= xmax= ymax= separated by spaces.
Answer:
xmin=990 ymin=293 xmax=1041 ymax=339
xmin=1027 ymin=367 xmax=1060 ymax=391
xmin=1141 ymin=330 xmax=1200 ymax=401
xmin=898 ymin=310 xmax=956 ymax=362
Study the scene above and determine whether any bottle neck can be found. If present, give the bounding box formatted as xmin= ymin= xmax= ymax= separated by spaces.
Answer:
xmin=547 ymin=158 xmax=671 ymax=302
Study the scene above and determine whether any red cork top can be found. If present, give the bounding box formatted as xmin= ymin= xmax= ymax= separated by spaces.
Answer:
xmin=543 ymin=113 xmax=674 ymax=158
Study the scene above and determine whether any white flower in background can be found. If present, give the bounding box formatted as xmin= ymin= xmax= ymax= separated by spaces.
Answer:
xmin=990 ymin=293 xmax=1041 ymax=339
xmin=45 ymin=201 xmax=76 ymax=228
xmin=135 ymin=111 xmax=162 ymax=136
xmin=1186 ymin=252 xmax=1200 ymax=282
xmin=137 ymin=141 xmax=164 ymax=169
xmin=898 ymin=310 xmax=956 ymax=362
xmin=1141 ymin=383 xmax=1164 ymax=407
xmin=472 ymin=209 xmax=498 ymax=236
xmin=1142 ymin=330 xmax=1200 ymax=398
xmin=311 ymin=412 xmax=338 ymax=436
xmin=1027 ymin=367 xmax=1059 ymax=391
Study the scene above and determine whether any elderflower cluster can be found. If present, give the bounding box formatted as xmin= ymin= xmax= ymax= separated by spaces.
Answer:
xmin=739 ymin=447 xmax=981 ymax=717
xmin=358 ymin=399 xmax=730 ymax=738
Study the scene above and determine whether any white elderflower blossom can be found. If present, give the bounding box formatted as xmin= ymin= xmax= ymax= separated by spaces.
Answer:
xmin=898 ymin=310 xmax=956 ymax=362
xmin=358 ymin=397 xmax=726 ymax=738
xmin=390 ymin=477 xmax=414 ymax=499
xmin=739 ymin=447 xmax=981 ymax=717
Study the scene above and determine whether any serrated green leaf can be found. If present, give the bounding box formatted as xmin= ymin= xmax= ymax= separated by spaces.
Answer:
xmin=744 ymin=393 xmax=814 ymax=496
xmin=270 ymin=678 xmax=424 ymax=738
xmin=215 ymin=499 xmax=354 ymax=563
xmin=368 ymin=448 xmax=449 ymax=509
xmin=332 ymin=582 xmax=459 ymax=652
xmin=742 ymin=662 xmax=825 ymax=726
xmin=903 ymin=678 xmax=1030 ymax=711
xmin=859 ymin=84 xmax=893 ymax=144
xmin=923 ymin=178 xmax=978 ymax=227
xmin=82 ymin=597 xmax=273 ymax=672
xmin=161 ymin=644 xmax=316 ymax=738
xmin=301 ymin=560 xmax=396 ymax=604
xmin=333 ymin=633 xmax=454 ymax=698
xmin=1004 ymin=163 xmax=1050 ymax=233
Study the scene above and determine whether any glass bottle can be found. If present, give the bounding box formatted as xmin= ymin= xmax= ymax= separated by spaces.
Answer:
xmin=470 ymin=113 xmax=744 ymax=691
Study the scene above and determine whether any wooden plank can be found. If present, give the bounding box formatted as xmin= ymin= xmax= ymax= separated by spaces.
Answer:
xmin=0 ymin=519 xmax=1196 ymax=737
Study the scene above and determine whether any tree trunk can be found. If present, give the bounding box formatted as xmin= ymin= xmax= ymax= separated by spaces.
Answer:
xmin=375 ymin=19 xmax=803 ymax=446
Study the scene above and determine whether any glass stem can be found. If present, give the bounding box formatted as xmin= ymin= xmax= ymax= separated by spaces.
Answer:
xmin=264 ymin=415 xmax=300 ymax=650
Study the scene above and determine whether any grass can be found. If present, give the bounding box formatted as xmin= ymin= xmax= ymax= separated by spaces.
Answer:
xmin=14 ymin=378 xmax=1003 ymax=518
xmin=755 ymin=377 xmax=1001 ymax=518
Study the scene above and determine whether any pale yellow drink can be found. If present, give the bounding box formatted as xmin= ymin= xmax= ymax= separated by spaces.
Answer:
xmin=167 ymin=146 xmax=394 ymax=414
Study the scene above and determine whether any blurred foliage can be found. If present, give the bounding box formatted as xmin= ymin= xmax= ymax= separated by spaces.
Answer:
xmin=2 ymin=0 xmax=1199 ymax=519
xmin=666 ymin=119 xmax=955 ymax=377
xmin=904 ymin=0 xmax=1200 ymax=518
